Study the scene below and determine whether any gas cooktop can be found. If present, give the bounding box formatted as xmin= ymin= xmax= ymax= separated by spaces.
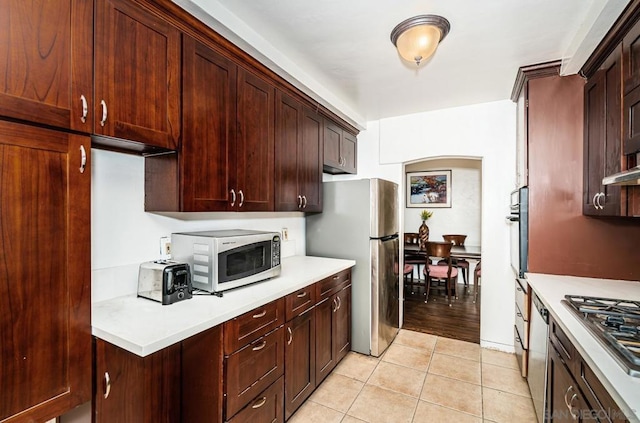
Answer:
xmin=562 ymin=295 xmax=640 ymax=377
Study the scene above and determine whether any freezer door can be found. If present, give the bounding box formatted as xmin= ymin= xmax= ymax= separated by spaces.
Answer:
xmin=370 ymin=236 xmax=400 ymax=356
xmin=370 ymin=179 xmax=399 ymax=238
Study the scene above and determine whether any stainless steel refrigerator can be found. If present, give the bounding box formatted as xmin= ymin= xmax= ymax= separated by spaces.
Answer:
xmin=306 ymin=178 xmax=400 ymax=356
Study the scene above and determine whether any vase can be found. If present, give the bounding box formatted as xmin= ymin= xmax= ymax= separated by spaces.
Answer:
xmin=418 ymin=220 xmax=429 ymax=249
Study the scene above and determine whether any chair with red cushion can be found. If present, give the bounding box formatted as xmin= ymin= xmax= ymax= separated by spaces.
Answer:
xmin=403 ymin=232 xmax=424 ymax=292
xmin=423 ymin=241 xmax=458 ymax=306
xmin=441 ymin=234 xmax=470 ymax=285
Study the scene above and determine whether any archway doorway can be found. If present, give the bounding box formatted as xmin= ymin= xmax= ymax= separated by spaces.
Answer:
xmin=401 ymin=157 xmax=482 ymax=343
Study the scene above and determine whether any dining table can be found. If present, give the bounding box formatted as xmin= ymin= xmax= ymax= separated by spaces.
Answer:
xmin=404 ymin=242 xmax=482 ymax=260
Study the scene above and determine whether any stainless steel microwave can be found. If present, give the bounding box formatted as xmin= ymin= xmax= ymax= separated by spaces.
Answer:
xmin=171 ymin=229 xmax=281 ymax=295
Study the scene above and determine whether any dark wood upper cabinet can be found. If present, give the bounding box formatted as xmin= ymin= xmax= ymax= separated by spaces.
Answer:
xmin=94 ymin=0 xmax=181 ymax=152
xmin=179 ymin=35 xmax=237 ymax=212
xmin=624 ymin=19 xmax=640 ymax=154
xmin=323 ymin=119 xmax=357 ymax=174
xmin=0 ymin=121 xmax=91 ymax=423
xmin=583 ymin=44 xmax=623 ymax=216
xmin=275 ymin=91 xmax=323 ymax=212
xmin=0 ymin=0 xmax=93 ymax=133
xmin=236 ymin=67 xmax=275 ymax=211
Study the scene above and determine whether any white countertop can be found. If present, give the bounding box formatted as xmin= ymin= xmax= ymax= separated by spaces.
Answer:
xmin=92 ymin=255 xmax=355 ymax=357
xmin=526 ymin=273 xmax=640 ymax=423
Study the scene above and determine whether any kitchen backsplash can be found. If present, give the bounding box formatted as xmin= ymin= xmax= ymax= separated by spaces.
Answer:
xmin=91 ymin=149 xmax=305 ymax=303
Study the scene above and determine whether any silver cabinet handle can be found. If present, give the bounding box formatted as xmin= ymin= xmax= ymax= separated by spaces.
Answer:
xmin=592 ymin=193 xmax=599 ymax=210
xmin=332 ymin=298 xmax=338 ymax=312
xmin=287 ymin=327 xmax=293 ymax=345
xmin=297 ymin=195 xmax=303 ymax=208
xmin=564 ymin=385 xmax=574 ymax=410
xmin=569 ymin=393 xmax=579 ymax=419
xmin=80 ymin=95 xmax=88 ymax=123
xmin=252 ymin=396 xmax=267 ymax=409
xmin=597 ymin=192 xmax=605 ymax=209
xmin=252 ymin=309 xmax=267 ymax=319
xmin=104 ymin=371 xmax=111 ymax=399
xmin=296 ymin=291 xmax=308 ymax=298
xmin=336 ymin=296 xmax=342 ymax=310
xmin=302 ymin=195 xmax=307 ymax=208
xmin=252 ymin=340 xmax=267 ymax=351
xmin=238 ymin=190 xmax=244 ymax=207
xmin=79 ymin=145 xmax=87 ymax=173
xmin=100 ymin=100 xmax=107 ymax=126
xmin=230 ymin=189 xmax=236 ymax=207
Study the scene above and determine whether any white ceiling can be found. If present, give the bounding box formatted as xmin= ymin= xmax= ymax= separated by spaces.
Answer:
xmin=176 ymin=0 xmax=629 ymax=128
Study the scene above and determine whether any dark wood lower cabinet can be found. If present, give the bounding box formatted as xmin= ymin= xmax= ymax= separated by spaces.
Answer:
xmin=547 ymin=343 xmax=591 ymax=422
xmin=315 ymin=284 xmax=352 ymax=384
xmin=284 ymin=307 xmax=316 ymax=420
xmin=93 ymin=338 xmax=181 ymax=423
xmin=227 ymin=377 xmax=284 ymax=423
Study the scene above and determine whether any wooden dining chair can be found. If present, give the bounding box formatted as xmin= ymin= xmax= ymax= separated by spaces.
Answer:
xmin=423 ymin=241 xmax=458 ymax=306
xmin=442 ymin=234 xmax=470 ymax=285
xmin=403 ymin=232 xmax=424 ymax=291
xmin=474 ymin=260 xmax=481 ymax=304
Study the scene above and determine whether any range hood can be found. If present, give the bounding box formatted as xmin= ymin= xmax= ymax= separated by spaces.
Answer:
xmin=602 ymin=153 xmax=640 ymax=186
xmin=603 ymin=166 xmax=640 ymax=186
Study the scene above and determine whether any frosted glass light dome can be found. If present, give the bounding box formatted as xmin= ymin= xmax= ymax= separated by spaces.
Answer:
xmin=390 ymin=15 xmax=450 ymax=66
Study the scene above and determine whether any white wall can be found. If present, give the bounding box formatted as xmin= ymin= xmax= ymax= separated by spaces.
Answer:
xmin=404 ymin=159 xmax=482 ymax=247
xmin=91 ymin=149 xmax=306 ymax=302
xmin=370 ymin=100 xmax=517 ymax=351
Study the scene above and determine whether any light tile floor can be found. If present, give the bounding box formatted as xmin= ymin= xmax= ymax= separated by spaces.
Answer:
xmin=289 ymin=329 xmax=537 ymax=423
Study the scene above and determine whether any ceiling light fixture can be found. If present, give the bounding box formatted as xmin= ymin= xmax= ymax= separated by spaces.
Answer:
xmin=390 ymin=15 xmax=450 ymax=66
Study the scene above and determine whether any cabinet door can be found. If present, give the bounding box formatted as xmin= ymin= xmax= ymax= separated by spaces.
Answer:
xmin=0 ymin=0 xmax=93 ymax=132
xmin=315 ymin=296 xmax=336 ymax=385
xmin=323 ymin=120 xmax=342 ymax=169
xmin=583 ymin=45 xmax=623 ymax=216
xmin=94 ymin=339 xmax=181 ymax=423
xmin=333 ymin=285 xmax=352 ymax=363
xmin=0 ymin=122 xmax=90 ymax=423
xmin=300 ymin=107 xmax=323 ymax=211
xmin=341 ymin=131 xmax=358 ymax=174
xmin=94 ymin=0 xmax=180 ymax=150
xmin=181 ymin=36 xmax=237 ymax=211
xmin=284 ymin=308 xmax=316 ymax=420
xmin=275 ymin=91 xmax=303 ymax=211
xmin=547 ymin=344 xmax=591 ymax=423
xmin=236 ymin=68 xmax=274 ymax=211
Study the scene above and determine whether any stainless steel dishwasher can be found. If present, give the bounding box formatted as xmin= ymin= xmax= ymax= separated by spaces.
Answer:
xmin=527 ymin=292 xmax=549 ymax=423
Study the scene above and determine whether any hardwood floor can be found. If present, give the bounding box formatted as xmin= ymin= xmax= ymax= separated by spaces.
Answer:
xmin=402 ymin=280 xmax=480 ymax=344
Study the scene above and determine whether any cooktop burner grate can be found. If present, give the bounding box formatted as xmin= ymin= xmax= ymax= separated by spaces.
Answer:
xmin=563 ymin=295 xmax=640 ymax=377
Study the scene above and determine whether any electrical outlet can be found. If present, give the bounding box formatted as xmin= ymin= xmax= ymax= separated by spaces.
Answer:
xmin=160 ymin=236 xmax=171 ymax=259
xmin=282 ymin=227 xmax=289 ymax=241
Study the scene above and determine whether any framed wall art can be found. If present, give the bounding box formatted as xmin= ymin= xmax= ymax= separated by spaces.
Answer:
xmin=406 ymin=170 xmax=452 ymax=208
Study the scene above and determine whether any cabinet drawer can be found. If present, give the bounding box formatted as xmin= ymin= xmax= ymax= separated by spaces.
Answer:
xmin=224 ymin=298 xmax=285 ymax=354
xmin=225 ymin=326 xmax=285 ymax=419
xmin=316 ymin=269 xmax=351 ymax=301
xmin=515 ymin=278 xmax=529 ymax=321
xmin=285 ymin=285 xmax=317 ymax=321
xmin=549 ymin=315 xmax=576 ymax=372
xmin=515 ymin=301 xmax=529 ymax=349
xmin=514 ymin=325 xmax=528 ymax=378
xmin=226 ymin=376 xmax=284 ymax=423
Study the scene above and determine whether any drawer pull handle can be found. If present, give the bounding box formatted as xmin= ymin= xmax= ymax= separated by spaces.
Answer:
xmin=296 ymin=291 xmax=308 ymax=298
xmin=332 ymin=298 xmax=338 ymax=312
xmin=332 ymin=276 xmax=340 ymax=280
xmin=79 ymin=145 xmax=87 ymax=173
xmin=104 ymin=372 xmax=111 ymax=399
xmin=252 ymin=340 xmax=267 ymax=351
xmin=516 ymin=311 xmax=522 ymax=318
xmin=253 ymin=310 xmax=267 ymax=319
xmin=568 ymin=393 xmax=578 ymax=419
xmin=230 ymin=189 xmax=236 ymax=207
xmin=252 ymin=396 xmax=267 ymax=409
xmin=287 ymin=327 xmax=293 ymax=345
xmin=297 ymin=195 xmax=303 ymax=208
xmin=238 ymin=190 xmax=244 ymax=207
xmin=336 ymin=296 xmax=342 ymax=310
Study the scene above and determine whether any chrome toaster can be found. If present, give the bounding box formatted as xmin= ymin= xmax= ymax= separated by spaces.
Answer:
xmin=137 ymin=260 xmax=192 ymax=305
